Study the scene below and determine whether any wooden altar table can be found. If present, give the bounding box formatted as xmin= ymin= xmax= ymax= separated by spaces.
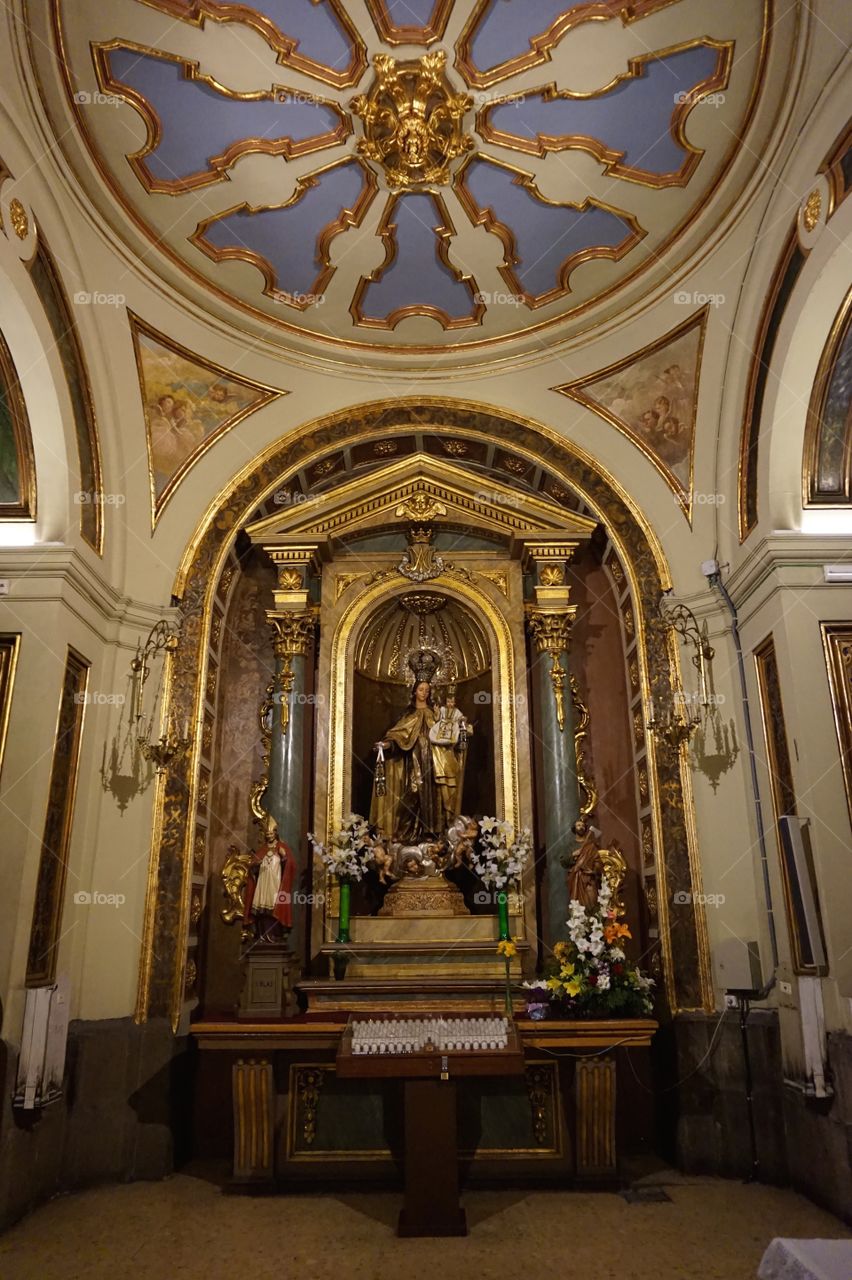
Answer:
xmin=191 ymin=1016 xmax=657 ymax=1192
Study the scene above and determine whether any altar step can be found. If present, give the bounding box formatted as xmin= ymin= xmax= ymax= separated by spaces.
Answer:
xmin=298 ymin=975 xmax=523 ymax=1013
xmin=316 ymin=938 xmax=528 ymax=981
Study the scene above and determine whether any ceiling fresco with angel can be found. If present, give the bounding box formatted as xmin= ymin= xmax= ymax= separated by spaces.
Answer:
xmin=51 ymin=0 xmax=771 ymax=351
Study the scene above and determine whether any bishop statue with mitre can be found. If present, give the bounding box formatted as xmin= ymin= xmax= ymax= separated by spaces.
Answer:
xmin=242 ymin=812 xmax=296 ymax=939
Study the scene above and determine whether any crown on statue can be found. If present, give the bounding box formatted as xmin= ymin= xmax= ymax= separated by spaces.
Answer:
xmin=408 ymin=647 xmax=440 ymax=684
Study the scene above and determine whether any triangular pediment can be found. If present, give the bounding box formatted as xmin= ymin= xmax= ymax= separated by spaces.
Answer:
xmin=245 ymin=453 xmax=596 ymax=545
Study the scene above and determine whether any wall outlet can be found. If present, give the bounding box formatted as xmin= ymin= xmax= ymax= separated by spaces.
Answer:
xmin=724 ymin=994 xmax=738 ymax=1009
xmin=0 ymin=580 xmax=9 ymax=595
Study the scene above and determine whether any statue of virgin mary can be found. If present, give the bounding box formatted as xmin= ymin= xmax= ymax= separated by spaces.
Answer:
xmin=370 ymin=649 xmax=442 ymax=842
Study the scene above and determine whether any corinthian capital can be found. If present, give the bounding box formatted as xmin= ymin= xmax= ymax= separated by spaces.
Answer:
xmin=270 ymin=609 xmax=318 ymax=658
xmin=526 ymin=607 xmax=576 ymax=656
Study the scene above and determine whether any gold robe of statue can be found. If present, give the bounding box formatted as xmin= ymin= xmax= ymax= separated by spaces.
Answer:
xmin=371 ymin=684 xmax=440 ymax=842
xmin=428 ymin=703 xmax=470 ymax=829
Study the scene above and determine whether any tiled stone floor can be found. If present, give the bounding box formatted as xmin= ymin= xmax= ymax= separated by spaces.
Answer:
xmin=0 ymin=1170 xmax=848 ymax=1279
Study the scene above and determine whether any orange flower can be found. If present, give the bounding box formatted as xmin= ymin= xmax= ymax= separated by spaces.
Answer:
xmin=604 ymin=922 xmax=632 ymax=944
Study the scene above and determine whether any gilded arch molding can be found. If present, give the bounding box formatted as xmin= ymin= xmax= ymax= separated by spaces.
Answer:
xmin=137 ymin=398 xmax=712 ymax=1028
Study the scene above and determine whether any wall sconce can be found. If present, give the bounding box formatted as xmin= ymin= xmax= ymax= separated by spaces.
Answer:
xmin=647 ymin=595 xmax=715 ymax=749
xmin=131 ymin=619 xmax=191 ymax=775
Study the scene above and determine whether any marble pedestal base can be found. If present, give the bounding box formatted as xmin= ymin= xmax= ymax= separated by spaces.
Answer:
xmin=239 ymin=946 xmax=297 ymax=1019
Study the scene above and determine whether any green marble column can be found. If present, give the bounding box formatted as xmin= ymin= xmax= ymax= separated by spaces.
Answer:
xmin=266 ymin=646 xmax=310 ymax=846
xmin=527 ymin=609 xmax=580 ymax=947
xmin=264 ymin=607 xmax=317 ymax=963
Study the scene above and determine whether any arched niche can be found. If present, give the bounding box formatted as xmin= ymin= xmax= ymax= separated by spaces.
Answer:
xmin=137 ymin=401 xmax=713 ymax=1029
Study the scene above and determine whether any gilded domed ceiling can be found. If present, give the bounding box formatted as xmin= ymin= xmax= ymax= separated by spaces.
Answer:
xmin=41 ymin=0 xmax=772 ymax=354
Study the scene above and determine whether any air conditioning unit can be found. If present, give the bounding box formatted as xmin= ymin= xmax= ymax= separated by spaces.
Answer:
xmin=13 ymin=976 xmax=70 ymax=1110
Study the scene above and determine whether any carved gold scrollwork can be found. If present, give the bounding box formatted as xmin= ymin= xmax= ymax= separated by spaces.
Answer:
xmin=336 ymin=572 xmax=369 ymax=601
xmin=351 ymin=51 xmax=473 ymax=189
xmin=9 ymin=198 xmax=28 ymax=240
xmin=570 ymin=675 xmax=597 ymax=820
xmin=549 ymin=652 xmax=567 ymax=732
xmin=527 ymin=608 xmax=575 ymax=733
xmin=525 ymin=1065 xmax=550 ymax=1147
xmin=526 ymin=609 xmax=574 ymax=653
xmin=296 ymin=1067 xmax=325 ymax=1146
xmin=598 ymin=843 xmax=627 ymax=913
xmin=271 ymin=610 xmax=318 ymax=735
xmin=802 ymin=188 xmax=822 ymax=233
xmin=478 ymin=569 xmax=508 ymax=597
xmin=278 ymin=654 xmax=297 ymax=735
xmin=394 ymin=492 xmax=447 ymax=522
xmin=221 ymin=844 xmax=254 ymax=925
xmin=249 ymin=681 xmax=275 ymax=821
xmin=271 ymin=611 xmax=318 ymax=659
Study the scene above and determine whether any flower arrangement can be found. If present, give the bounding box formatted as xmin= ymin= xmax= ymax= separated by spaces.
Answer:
xmin=521 ymin=979 xmax=551 ymax=1021
xmin=470 ymin=817 xmax=532 ymax=887
xmin=308 ymin=813 xmax=374 ymax=883
xmin=525 ymin=879 xmax=655 ymax=1018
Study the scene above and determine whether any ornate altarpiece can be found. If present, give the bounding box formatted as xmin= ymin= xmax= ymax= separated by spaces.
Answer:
xmin=244 ymin=454 xmax=596 ymax=989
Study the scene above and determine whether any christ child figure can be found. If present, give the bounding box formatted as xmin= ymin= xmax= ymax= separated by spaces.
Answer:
xmin=428 ymin=689 xmax=471 ymax=828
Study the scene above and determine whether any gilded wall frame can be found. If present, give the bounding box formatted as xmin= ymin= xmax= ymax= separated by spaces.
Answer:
xmin=28 ymin=238 xmax=104 ymax=554
xmin=26 ymin=645 xmax=90 ymax=986
xmin=136 ymin=399 xmax=712 ymax=1029
xmin=754 ymin=633 xmax=827 ymax=976
xmin=802 ymin=288 xmax=852 ymax=507
xmin=0 ymin=635 xmax=21 ymax=784
xmin=0 ymin=333 xmax=36 ymax=520
xmin=822 ymin=622 xmax=852 ymax=835
xmin=737 ymin=227 xmax=804 ymax=542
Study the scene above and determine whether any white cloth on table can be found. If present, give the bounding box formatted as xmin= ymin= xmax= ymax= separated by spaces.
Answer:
xmin=758 ymin=1238 xmax=852 ymax=1280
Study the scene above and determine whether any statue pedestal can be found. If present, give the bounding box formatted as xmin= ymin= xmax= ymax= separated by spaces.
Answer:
xmin=378 ymin=875 xmax=468 ymax=918
xmin=239 ymin=945 xmax=298 ymax=1019
xmin=315 ymin=878 xmax=526 ymax=991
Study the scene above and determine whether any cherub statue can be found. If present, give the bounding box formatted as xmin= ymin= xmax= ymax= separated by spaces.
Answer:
xmin=370 ymin=834 xmax=396 ymax=885
xmin=399 ymin=847 xmax=430 ymax=878
xmin=445 ymin=814 xmax=478 ymax=869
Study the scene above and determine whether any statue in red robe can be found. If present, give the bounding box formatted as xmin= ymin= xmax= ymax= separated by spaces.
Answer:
xmin=243 ymin=814 xmax=297 ymax=939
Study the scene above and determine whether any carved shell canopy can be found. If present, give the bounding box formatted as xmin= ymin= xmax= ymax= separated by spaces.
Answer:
xmin=355 ymin=590 xmax=489 ymax=683
xmin=49 ymin=0 xmax=770 ymax=354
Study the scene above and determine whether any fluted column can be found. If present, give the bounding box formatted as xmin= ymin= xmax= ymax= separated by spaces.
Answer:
xmin=523 ymin=540 xmax=580 ymax=947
